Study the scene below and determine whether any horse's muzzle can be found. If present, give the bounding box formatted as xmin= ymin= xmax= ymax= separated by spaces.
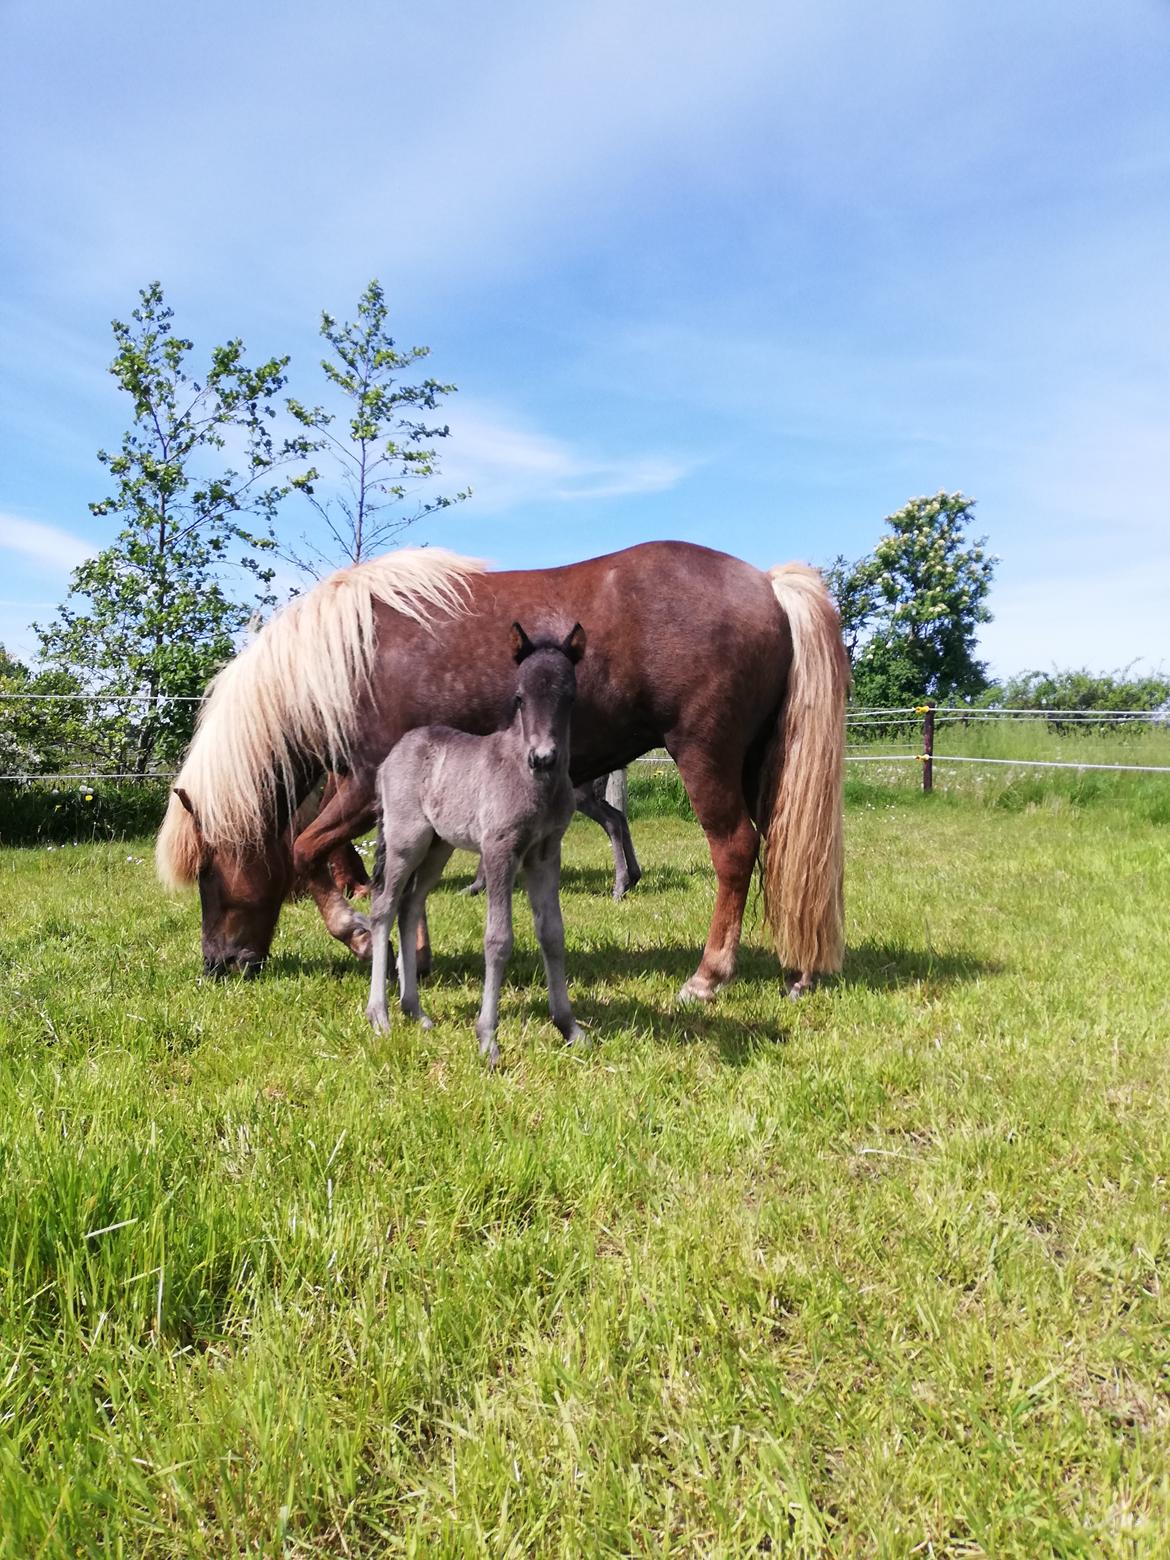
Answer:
xmin=203 ymin=952 xmax=266 ymax=979
xmin=528 ymin=747 xmax=558 ymax=771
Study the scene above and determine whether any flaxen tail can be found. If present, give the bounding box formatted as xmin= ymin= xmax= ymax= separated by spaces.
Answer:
xmin=761 ymin=563 xmax=849 ymax=975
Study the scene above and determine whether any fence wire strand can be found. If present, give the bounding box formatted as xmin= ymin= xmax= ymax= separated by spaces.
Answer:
xmin=4 ymin=704 xmax=1170 ymax=784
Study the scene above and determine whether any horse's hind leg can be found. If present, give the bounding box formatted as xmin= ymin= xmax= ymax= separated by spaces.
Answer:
xmin=669 ymin=740 xmax=759 ymax=1003
xmin=475 ymin=850 xmax=517 ymax=1070
xmin=576 ymin=782 xmax=641 ymax=900
xmin=397 ymin=841 xmax=453 ymax=1028
xmin=461 ymin=860 xmax=486 ymax=896
xmin=523 ymin=839 xmax=583 ymax=1044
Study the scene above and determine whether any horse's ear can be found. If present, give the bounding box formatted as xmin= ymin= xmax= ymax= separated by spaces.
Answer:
xmin=562 ymin=623 xmax=587 ymax=664
xmin=511 ymin=622 xmax=536 ymax=663
xmin=174 ymin=787 xmax=204 ymax=841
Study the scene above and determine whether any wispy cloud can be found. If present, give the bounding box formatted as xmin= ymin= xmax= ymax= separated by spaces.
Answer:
xmin=441 ymin=405 xmax=691 ymax=512
xmin=1 ymin=515 xmax=96 ymax=571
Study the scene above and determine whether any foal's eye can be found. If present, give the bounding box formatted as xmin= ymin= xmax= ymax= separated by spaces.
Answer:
xmin=513 ymin=694 xmax=523 ymax=710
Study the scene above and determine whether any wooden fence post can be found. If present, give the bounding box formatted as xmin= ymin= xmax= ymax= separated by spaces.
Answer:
xmin=604 ymin=769 xmax=628 ymax=815
xmin=922 ymin=703 xmax=935 ymax=793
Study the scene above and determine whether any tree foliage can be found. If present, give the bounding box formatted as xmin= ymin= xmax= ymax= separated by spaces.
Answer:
xmin=822 ymin=554 xmax=880 ymax=665
xmin=828 ymin=492 xmax=996 ymax=706
xmin=283 ymin=279 xmax=469 ymax=574
xmin=0 ymin=645 xmax=87 ymax=777
xmin=980 ymin=666 xmax=1170 ymax=715
xmin=34 ymin=283 xmax=313 ymax=774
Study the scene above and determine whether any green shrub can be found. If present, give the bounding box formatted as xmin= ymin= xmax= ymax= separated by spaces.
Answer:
xmin=628 ymin=765 xmax=694 ymax=820
xmin=0 ymin=780 xmax=170 ymax=846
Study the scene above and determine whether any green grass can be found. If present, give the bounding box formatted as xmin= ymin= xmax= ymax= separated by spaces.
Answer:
xmin=1 ymin=793 xmax=1169 ymax=1556
xmin=844 ymin=718 xmax=1170 ymax=825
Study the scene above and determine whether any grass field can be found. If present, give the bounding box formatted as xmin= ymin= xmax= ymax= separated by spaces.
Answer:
xmin=1 ymin=781 xmax=1169 ymax=1555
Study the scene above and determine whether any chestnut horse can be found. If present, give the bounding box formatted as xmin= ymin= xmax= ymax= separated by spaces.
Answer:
xmin=157 ymin=542 xmax=848 ymax=1000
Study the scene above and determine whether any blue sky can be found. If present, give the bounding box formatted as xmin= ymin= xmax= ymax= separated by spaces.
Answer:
xmin=2 ymin=0 xmax=1167 ymax=676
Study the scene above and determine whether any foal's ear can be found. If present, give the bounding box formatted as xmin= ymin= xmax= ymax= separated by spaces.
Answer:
xmin=562 ymin=623 xmax=587 ymax=664
xmin=510 ymin=622 xmax=536 ymax=663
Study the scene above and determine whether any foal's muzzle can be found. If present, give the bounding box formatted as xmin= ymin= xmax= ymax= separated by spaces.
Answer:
xmin=528 ymin=746 xmax=558 ymax=771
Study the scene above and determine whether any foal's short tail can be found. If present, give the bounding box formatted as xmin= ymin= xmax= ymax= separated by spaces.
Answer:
xmin=761 ymin=564 xmax=850 ymax=975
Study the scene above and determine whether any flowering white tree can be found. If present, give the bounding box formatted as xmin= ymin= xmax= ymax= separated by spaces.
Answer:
xmin=851 ymin=492 xmax=996 ymax=703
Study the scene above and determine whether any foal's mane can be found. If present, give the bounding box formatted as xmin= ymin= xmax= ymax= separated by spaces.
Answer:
xmin=157 ymin=549 xmax=485 ymax=885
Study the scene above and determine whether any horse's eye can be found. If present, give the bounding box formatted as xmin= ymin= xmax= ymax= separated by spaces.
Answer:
xmin=514 ymin=694 xmax=523 ymax=709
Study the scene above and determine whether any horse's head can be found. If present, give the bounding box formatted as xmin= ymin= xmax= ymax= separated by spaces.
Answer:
xmin=171 ymin=788 xmax=292 ymax=977
xmin=509 ymin=622 xmax=587 ymax=773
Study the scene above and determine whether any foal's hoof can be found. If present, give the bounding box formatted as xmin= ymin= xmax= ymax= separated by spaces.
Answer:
xmin=366 ymin=1005 xmax=391 ymax=1035
xmin=477 ymin=1030 xmax=500 ymax=1071
xmin=613 ymin=866 xmax=642 ymax=900
xmin=461 ymin=879 xmax=486 ymax=897
xmin=787 ymin=974 xmax=816 ymax=1000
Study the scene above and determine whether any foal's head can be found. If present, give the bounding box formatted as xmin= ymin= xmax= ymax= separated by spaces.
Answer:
xmin=509 ymin=621 xmax=587 ymax=773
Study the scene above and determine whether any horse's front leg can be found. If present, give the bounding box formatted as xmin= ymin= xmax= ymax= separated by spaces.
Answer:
xmin=669 ymin=739 xmax=759 ymax=1003
xmin=523 ymin=840 xmax=583 ymax=1043
xmin=476 ymin=850 xmax=517 ymax=1070
xmin=293 ymin=772 xmax=377 ymax=961
xmin=328 ymin=839 xmax=370 ymax=899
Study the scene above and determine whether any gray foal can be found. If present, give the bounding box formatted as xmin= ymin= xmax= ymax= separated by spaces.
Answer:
xmin=366 ymin=622 xmax=587 ymax=1068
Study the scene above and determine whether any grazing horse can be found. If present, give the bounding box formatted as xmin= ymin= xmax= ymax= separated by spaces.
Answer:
xmin=463 ymin=775 xmax=642 ymax=901
xmin=368 ymin=622 xmax=586 ymax=1068
xmin=157 ymin=541 xmax=848 ymax=1001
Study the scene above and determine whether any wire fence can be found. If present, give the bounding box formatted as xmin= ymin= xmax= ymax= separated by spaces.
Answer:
xmin=2 ymin=694 xmax=1170 ymax=787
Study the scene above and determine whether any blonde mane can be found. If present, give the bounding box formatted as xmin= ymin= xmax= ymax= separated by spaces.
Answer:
xmin=156 ymin=548 xmax=485 ymax=886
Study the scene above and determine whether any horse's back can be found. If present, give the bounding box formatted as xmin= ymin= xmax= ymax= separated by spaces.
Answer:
xmin=364 ymin=540 xmax=793 ymax=780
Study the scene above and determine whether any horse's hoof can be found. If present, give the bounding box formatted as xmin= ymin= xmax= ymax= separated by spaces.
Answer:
xmin=477 ymin=1030 xmax=500 ymax=1070
xmin=366 ymin=1006 xmax=391 ymax=1034
xmin=787 ymin=974 xmax=816 ymax=1000
xmin=419 ymin=1014 xmax=434 ymax=1031
xmin=617 ymin=867 xmax=645 ymax=904
xmin=677 ymin=977 xmax=718 ymax=1004
xmin=349 ymin=928 xmax=373 ymax=962
xmin=462 ymin=881 xmax=485 ymax=897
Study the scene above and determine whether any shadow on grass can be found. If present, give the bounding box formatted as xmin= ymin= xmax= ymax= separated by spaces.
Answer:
xmin=841 ymin=939 xmax=1003 ymax=991
xmin=430 ymin=864 xmax=696 ymax=896
xmin=267 ymin=938 xmax=1000 ymax=1067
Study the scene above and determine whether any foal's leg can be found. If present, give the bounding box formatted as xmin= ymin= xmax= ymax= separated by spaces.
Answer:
xmin=523 ymin=840 xmax=583 ymax=1044
xmin=462 ymin=860 xmax=486 ymax=896
xmin=475 ymin=850 xmax=517 ymax=1070
xmin=396 ymin=841 xmax=453 ymax=1028
xmin=575 ymin=783 xmax=642 ymax=900
xmin=366 ymin=826 xmax=433 ymax=1033
xmin=669 ymin=739 xmax=760 ymax=1003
